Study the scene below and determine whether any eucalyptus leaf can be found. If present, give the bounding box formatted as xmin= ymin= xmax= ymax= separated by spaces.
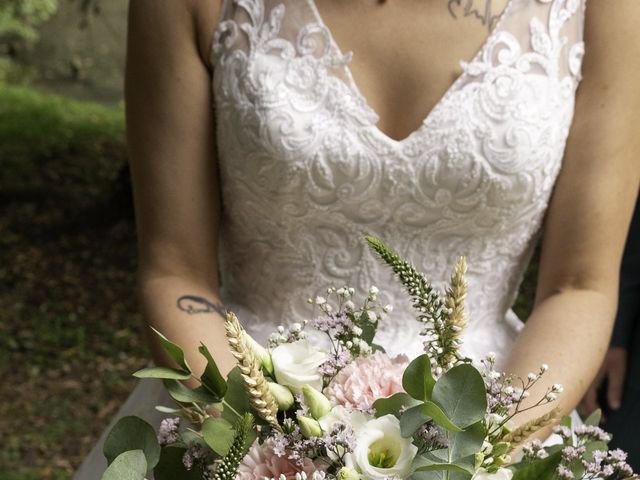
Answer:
xmin=151 ymin=327 xmax=191 ymax=373
xmin=421 ymin=401 xmax=463 ymax=433
xmin=449 ymin=421 xmax=485 ymax=462
xmin=432 ymin=364 xmax=486 ymax=428
xmin=101 ymin=450 xmax=147 ymax=480
xmin=373 ymin=392 xmax=421 ymax=419
xmin=103 ymin=416 xmax=160 ymax=471
xmin=163 ymin=379 xmax=219 ymax=405
xmin=154 ymin=446 xmax=204 ymax=480
xmin=202 ymin=416 xmax=236 ymax=456
xmin=133 ymin=366 xmax=191 ymax=381
xmin=560 ymin=415 xmax=572 ymax=429
xmin=400 ymin=404 xmax=431 ymax=438
xmin=403 ymin=354 xmax=436 ymax=401
xmin=584 ymin=409 xmax=602 ymax=427
xmin=511 ymin=451 xmax=562 ymax=480
xmin=222 ymin=367 xmax=253 ymax=423
xmin=411 ymin=471 xmax=445 ymax=480
xmin=198 ymin=343 xmax=227 ymax=399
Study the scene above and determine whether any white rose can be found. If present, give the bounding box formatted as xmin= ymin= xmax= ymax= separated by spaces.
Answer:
xmin=346 ymin=415 xmax=418 ymax=480
xmin=472 ymin=468 xmax=513 ymax=480
xmin=271 ymin=340 xmax=326 ymax=393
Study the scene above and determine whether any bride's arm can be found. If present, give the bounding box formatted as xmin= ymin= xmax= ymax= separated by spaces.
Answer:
xmin=126 ymin=0 xmax=236 ymax=378
xmin=502 ymin=0 xmax=640 ymax=431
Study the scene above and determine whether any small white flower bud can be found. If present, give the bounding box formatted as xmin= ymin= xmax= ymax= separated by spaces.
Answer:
xmin=369 ymin=286 xmax=379 ymax=295
xmin=344 ymin=300 xmax=355 ymax=310
xmin=383 ymin=304 xmax=393 ymax=313
xmin=298 ymin=415 xmax=323 ymax=438
xmin=302 ymin=384 xmax=332 ymax=419
xmin=527 ymin=372 xmax=537 ymax=381
xmin=315 ymin=296 xmax=326 ymax=305
xmin=552 ymin=383 xmax=564 ymax=393
xmin=546 ymin=392 xmax=557 ymax=401
xmin=540 ymin=363 xmax=549 ymax=373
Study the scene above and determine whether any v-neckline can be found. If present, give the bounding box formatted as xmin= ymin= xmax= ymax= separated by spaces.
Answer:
xmin=305 ymin=0 xmax=516 ymax=146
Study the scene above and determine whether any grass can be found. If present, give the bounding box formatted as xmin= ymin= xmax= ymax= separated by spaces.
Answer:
xmin=0 ymin=83 xmax=538 ymax=479
xmin=0 ymin=83 xmax=149 ymax=479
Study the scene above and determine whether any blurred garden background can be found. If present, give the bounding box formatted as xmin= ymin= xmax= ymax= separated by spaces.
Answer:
xmin=0 ymin=1 xmax=538 ymax=478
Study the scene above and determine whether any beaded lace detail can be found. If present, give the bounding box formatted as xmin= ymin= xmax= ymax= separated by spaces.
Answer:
xmin=210 ymin=0 xmax=586 ymax=360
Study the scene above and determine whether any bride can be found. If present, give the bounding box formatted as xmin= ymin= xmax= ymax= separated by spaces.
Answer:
xmin=75 ymin=0 xmax=639 ymax=477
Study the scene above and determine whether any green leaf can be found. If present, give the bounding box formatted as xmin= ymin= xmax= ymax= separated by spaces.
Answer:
xmin=403 ymin=354 xmax=436 ymax=401
xmin=584 ymin=409 xmax=602 ymax=427
xmin=412 ymin=453 xmax=473 ymax=475
xmin=163 ymin=380 xmax=219 ymax=404
xmin=198 ymin=343 xmax=227 ymax=399
xmin=222 ymin=367 xmax=253 ymax=423
xmin=432 ymin=364 xmax=486 ymax=428
xmin=103 ymin=416 xmax=160 ymax=471
xmin=101 ymin=450 xmax=147 ymax=480
xmin=401 ymin=404 xmax=431 ymax=437
xmin=422 ymin=401 xmax=463 ymax=433
xmin=154 ymin=446 xmax=204 ymax=480
xmin=151 ymin=327 xmax=191 ymax=373
xmin=202 ymin=416 xmax=236 ymax=456
xmin=133 ymin=366 xmax=192 ymax=381
xmin=373 ymin=392 xmax=421 ymax=419
xmin=449 ymin=421 xmax=485 ymax=462
xmin=359 ymin=320 xmax=377 ymax=345
xmin=400 ymin=402 xmax=462 ymax=437
xmin=511 ymin=451 xmax=562 ymax=480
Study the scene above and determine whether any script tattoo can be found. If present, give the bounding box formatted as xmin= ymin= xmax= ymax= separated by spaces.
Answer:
xmin=177 ymin=295 xmax=227 ymax=317
xmin=447 ymin=0 xmax=504 ymax=31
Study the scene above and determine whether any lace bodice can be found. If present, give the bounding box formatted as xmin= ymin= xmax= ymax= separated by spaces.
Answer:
xmin=210 ymin=0 xmax=586 ymax=361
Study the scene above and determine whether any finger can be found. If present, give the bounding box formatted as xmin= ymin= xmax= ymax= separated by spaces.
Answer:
xmin=607 ymin=359 xmax=627 ymax=411
xmin=580 ymin=387 xmax=600 ymax=416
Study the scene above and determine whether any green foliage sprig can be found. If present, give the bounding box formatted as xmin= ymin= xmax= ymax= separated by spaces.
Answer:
xmin=212 ymin=413 xmax=255 ymax=480
xmin=365 ymin=236 xmax=467 ymax=372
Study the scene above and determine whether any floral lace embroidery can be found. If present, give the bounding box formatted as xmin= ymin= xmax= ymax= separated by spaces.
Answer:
xmin=210 ymin=0 xmax=586 ymax=361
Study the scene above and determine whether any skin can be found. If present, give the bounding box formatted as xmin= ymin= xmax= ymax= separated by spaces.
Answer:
xmin=580 ymin=346 xmax=627 ymax=418
xmin=126 ymin=0 xmax=640 ymax=434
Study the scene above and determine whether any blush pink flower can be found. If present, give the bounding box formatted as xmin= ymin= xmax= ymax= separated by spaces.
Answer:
xmin=237 ymin=439 xmax=319 ymax=480
xmin=325 ymin=351 xmax=409 ymax=409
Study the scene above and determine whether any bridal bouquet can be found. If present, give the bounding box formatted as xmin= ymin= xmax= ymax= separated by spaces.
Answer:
xmin=101 ymin=237 xmax=635 ymax=480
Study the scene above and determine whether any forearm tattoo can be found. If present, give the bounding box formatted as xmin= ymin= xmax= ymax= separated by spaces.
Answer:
xmin=177 ymin=295 xmax=227 ymax=317
xmin=447 ymin=0 xmax=504 ymax=32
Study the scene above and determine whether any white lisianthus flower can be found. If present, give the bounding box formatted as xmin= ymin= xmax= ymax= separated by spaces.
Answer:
xmin=345 ymin=414 xmax=418 ymax=480
xmin=319 ymin=406 xmax=371 ymax=435
xmin=472 ymin=468 xmax=513 ymax=480
xmin=271 ymin=340 xmax=326 ymax=393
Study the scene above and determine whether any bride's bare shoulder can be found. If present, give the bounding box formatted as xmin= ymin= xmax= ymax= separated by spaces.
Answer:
xmin=128 ymin=0 xmax=223 ymax=69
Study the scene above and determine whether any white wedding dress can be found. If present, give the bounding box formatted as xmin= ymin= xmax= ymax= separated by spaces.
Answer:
xmin=74 ymin=0 xmax=586 ymax=477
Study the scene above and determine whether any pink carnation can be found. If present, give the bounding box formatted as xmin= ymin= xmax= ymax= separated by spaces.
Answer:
xmin=325 ymin=351 xmax=409 ymax=409
xmin=237 ymin=439 xmax=319 ymax=480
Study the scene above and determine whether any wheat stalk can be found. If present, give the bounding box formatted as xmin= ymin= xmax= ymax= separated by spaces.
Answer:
xmin=225 ymin=312 xmax=281 ymax=431
xmin=503 ymin=408 xmax=559 ymax=449
xmin=440 ymin=256 xmax=468 ymax=367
